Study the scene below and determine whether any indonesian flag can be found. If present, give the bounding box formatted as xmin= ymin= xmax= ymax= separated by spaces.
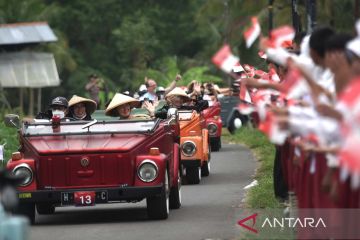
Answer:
xmin=269 ymin=26 xmax=295 ymax=48
xmin=258 ymin=51 xmax=267 ymax=59
xmin=243 ymin=17 xmax=261 ymax=48
xmin=280 ymin=67 xmax=309 ymax=99
xmin=258 ymin=111 xmax=288 ymax=145
xmin=338 ymin=132 xmax=360 ymax=189
xmin=212 ymin=44 xmax=241 ymax=73
xmin=239 ymin=81 xmax=252 ymax=104
xmin=267 ymin=68 xmax=280 ymax=83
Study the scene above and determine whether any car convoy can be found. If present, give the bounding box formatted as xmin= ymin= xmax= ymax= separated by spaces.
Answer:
xmin=4 ymin=95 xmax=246 ymax=224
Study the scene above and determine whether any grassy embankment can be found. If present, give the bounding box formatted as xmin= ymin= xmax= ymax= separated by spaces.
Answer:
xmin=223 ymin=127 xmax=281 ymax=208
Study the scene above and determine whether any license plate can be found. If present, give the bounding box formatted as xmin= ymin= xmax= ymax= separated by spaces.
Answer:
xmin=74 ymin=191 xmax=96 ymax=206
xmin=61 ymin=191 xmax=108 ymax=206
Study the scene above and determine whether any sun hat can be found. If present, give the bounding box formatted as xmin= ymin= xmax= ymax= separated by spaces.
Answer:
xmin=165 ymin=87 xmax=190 ymax=100
xmin=105 ymin=93 xmax=140 ymax=116
xmin=68 ymin=95 xmax=97 ymax=115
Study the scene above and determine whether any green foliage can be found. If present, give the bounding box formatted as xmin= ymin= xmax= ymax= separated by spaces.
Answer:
xmin=0 ymin=0 xmax=358 ymax=111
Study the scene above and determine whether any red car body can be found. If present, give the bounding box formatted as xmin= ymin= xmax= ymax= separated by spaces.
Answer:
xmin=7 ymin=118 xmax=181 ymax=223
xmin=202 ymin=101 xmax=222 ymax=151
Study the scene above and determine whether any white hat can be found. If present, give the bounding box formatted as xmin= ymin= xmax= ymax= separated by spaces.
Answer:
xmin=105 ymin=93 xmax=140 ymax=116
xmin=139 ymin=84 xmax=147 ymax=92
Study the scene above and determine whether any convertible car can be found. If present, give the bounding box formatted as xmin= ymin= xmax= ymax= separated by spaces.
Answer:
xmin=178 ymin=110 xmax=210 ymax=184
xmin=202 ymin=100 xmax=222 ymax=152
xmin=5 ymin=112 xmax=181 ymax=223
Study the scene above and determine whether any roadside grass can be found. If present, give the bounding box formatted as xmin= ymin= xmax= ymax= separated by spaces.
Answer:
xmin=223 ymin=127 xmax=281 ymax=209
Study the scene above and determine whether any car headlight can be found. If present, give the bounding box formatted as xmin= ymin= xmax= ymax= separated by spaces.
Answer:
xmin=137 ymin=160 xmax=158 ymax=182
xmin=207 ymin=123 xmax=218 ymax=135
xmin=181 ymin=141 xmax=196 ymax=157
xmin=12 ymin=163 xmax=33 ymax=187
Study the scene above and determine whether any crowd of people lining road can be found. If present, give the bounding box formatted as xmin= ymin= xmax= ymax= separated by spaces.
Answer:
xmin=224 ymin=20 xmax=360 ymax=238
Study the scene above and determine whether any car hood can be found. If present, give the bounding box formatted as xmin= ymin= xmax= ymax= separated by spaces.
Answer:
xmin=26 ymin=134 xmax=147 ymax=154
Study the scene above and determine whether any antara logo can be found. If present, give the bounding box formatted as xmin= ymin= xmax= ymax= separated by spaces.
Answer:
xmin=237 ymin=213 xmax=258 ymax=233
xmin=237 ymin=213 xmax=327 ymax=234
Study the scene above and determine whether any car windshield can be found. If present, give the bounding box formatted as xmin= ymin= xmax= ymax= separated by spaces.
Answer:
xmin=178 ymin=110 xmax=193 ymax=121
xmin=23 ymin=119 xmax=159 ymax=137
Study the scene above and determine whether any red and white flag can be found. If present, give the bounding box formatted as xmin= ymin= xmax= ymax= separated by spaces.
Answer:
xmin=339 ymin=132 xmax=360 ymax=189
xmin=280 ymin=67 xmax=309 ymax=99
xmin=243 ymin=17 xmax=261 ymax=48
xmin=258 ymin=51 xmax=267 ymax=59
xmin=212 ymin=44 xmax=241 ymax=73
xmin=258 ymin=111 xmax=288 ymax=145
xmin=239 ymin=81 xmax=252 ymax=104
xmin=269 ymin=26 xmax=295 ymax=48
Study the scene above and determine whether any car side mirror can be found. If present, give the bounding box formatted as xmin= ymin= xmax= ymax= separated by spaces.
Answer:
xmin=167 ymin=108 xmax=178 ymax=125
xmin=4 ymin=114 xmax=20 ymax=128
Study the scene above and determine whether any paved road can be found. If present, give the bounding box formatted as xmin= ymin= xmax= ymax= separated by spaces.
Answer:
xmin=29 ymin=143 xmax=257 ymax=240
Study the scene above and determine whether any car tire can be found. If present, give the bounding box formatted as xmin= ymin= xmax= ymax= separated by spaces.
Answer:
xmin=147 ymin=169 xmax=169 ymax=220
xmin=201 ymin=160 xmax=210 ymax=177
xmin=16 ymin=203 xmax=35 ymax=224
xmin=210 ymin=137 xmax=221 ymax=152
xmin=227 ymin=112 xmax=243 ymax=134
xmin=169 ymin=169 xmax=181 ymax=209
xmin=36 ymin=204 xmax=55 ymax=215
xmin=186 ymin=167 xmax=201 ymax=184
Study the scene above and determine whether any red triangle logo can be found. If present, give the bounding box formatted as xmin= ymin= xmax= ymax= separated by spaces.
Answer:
xmin=237 ymin=213 xmax=258 ymax=233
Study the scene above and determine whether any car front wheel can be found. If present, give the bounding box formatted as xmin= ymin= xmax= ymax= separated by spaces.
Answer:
xmin=147 ymin=169 xmax=170 ymax=220
xmin=16 ymin=203 xmax=35 ymax=224
xmin=169 ymin=169 xmax=181 ymax=209
xmin=210 ymin=137 xmax=221 ymax=152
xmin=186 ymin=166 xmax=201 ymax=184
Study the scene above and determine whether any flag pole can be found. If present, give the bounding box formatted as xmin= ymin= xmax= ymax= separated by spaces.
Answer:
xmin=268 ymin=0 xmax=274 ymax=35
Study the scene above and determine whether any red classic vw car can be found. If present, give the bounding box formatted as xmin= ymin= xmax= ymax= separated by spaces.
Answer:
xmin=202 ymin=100 xmax=222 ymax=152
xmin=5 ymin=114 xmax=181 ymax=223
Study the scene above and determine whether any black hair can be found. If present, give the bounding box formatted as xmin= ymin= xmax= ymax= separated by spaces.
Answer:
xmin=325 ymin=33 xmax=353 ymax=52
xmin=309 ymin=26 xmax=335 ymax=57
xmin=294 ymin=31 xmax=307 ymax=45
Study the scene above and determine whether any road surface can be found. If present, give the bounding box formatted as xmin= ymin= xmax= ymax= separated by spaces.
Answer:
xmin=29 ymin=143 xmax=257 ymax=240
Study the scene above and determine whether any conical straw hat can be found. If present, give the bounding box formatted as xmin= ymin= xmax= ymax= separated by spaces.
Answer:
xmin=165 ymin=87 xmax=190 ymax=100
xmin=68 ymin=95 xmax=97 ymax=115
xmin=105 ymin=93 xmax=140 ymax=116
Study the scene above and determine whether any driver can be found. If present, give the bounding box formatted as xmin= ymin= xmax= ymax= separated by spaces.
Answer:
xmin=35 ymin=96 xmax=69 ymax=120
xmin=105 ymin=93 xmax=142 ymax=119
xmin=67 ymin=95 xmax=97 ymax=120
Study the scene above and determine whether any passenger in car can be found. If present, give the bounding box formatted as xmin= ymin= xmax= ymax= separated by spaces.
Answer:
xmin=144 ymin=87 xmax=208 ymax=119
xmin=35 ymin=96 xmax=69 ymax=120
xmin=105 ymin=93 xmax=144 ymax=119
xmin=67 ymin=95 xmax=97 ymax=120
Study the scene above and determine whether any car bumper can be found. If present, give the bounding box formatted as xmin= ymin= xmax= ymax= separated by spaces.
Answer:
xmin=17 ymin=185 xmax=163 ymax=204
